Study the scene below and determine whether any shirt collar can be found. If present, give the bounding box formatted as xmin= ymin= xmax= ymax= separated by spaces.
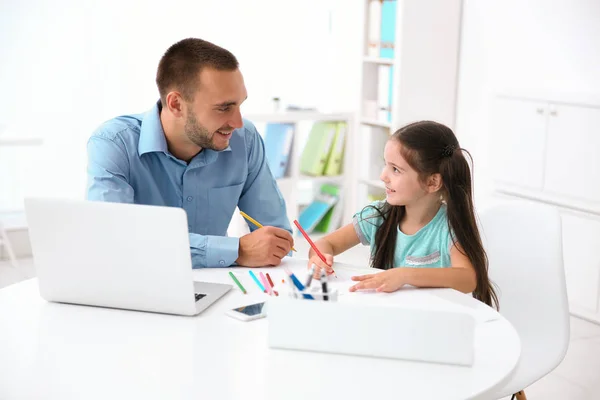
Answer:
xmin=138 ymin=100 xmax=232 ymax=157
xmin=138 ymin=100 xmax=169 ymax=156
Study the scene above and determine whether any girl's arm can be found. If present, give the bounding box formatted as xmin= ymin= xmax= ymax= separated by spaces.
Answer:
xmin=311 ymin=223 xmax=361 ymax=256
xmin=308 ymin=223 xmax=361 ymax=273
xmin=350 ymin=243 xmax=477 ymax=294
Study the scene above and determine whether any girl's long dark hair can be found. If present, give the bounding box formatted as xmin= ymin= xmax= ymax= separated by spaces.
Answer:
xmin=366 ymin=121 xmax=499 ymax=309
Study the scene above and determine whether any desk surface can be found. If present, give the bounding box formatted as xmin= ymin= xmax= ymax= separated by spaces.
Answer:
xmin=0 ymin=259 xmax=520 ymax=400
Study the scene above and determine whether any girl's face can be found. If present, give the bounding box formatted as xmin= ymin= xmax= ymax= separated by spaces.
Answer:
xmin=379 ymin=140 xmax=429 ymax=206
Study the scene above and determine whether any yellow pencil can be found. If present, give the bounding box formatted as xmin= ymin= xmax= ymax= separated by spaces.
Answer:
xmin=239 ymin=210 xmax=296 ymax=252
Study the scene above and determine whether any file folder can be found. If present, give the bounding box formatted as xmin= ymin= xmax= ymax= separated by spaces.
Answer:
xmin=314 ymin=184 xmax=343 ymax=233
xmin=264 ymin=123 xmax=294 ymax=179
xmin=380 ymin=0 xmax=397 ymax=59
xmin=298 ymin=184 xmax=339 ymax=233
xmin=299 ymin=122 xmax=337 ymax=176
xmin=323 ymin=122 xmax=346 ymax=176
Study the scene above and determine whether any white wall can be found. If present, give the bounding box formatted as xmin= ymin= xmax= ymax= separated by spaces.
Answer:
xmin=0 ymin=0 xmax=363 ymax=210
xmin=455 ymin=0 xmax=600 ymax=206
xmin=7 ymin=0 xmax=599 ymax=214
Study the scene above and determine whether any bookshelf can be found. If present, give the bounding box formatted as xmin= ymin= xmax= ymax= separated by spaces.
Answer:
xmin=227 ymin=111 xmax=357 ymax=240
xmin=356 ymin=0 xmax=463 ymax=206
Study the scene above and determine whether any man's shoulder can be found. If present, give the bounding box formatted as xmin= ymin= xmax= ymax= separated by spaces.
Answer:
xmin=229 ymin=119 xmax=262 ymax=154
xmin=90 ymin=113 xmax=144 ymax=145
xmin=232 ymin=118 xmax=259 ymax=140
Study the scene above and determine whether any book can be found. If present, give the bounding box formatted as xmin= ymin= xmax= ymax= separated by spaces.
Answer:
xmin=378 ymin=65 xmax=392 ymax=122
xmin=367 ymin=0 xmax=382 ymax=57
xmin=314 ymin=184 xmax=344 ymax=234
xmin=299 ymin=122 xmax=337 ymax=176
xmin=380 ymin=0 xmax=397 ymax=59
xmin=368 ymin=193 xmax=386 ymax=202
xmin=298 ymin=184 xmax=340 ymax=233
xmin=323 ymin=122 xmax=346 ymax=176
xmin=264 ymin=123 xmax=294 ymax=179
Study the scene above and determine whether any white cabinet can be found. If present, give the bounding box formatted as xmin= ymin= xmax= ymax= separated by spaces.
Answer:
xmin=490 ymin=94 xmax=600 ymax=324
xmin=490 ymin=97 xmax=548 ymax=190
xmin=491 ymin=95 xmax=600 ymax=211
xmin=544 ymin=104 xmax=600 ymax=204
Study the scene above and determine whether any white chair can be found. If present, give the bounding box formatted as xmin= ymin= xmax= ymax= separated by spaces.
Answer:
xmin=0 ymin=219 xmax=19 ymax=269
xmin=479 ymin=201 xmax=570 ymax=400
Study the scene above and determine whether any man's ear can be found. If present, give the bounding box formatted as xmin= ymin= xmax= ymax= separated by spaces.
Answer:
xmin=426 ymin=173 xmax=443 ymax=193
xmin=165 ymin=92 xmax=185 ymax=118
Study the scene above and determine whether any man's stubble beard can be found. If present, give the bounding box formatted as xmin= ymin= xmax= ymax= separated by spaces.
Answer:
xmin=184 ymin=112 xmax=221 ymax=151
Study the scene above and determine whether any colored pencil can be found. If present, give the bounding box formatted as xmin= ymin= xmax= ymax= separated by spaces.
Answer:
xmin=228 ymin=271 xmax=247 ymax=294
xmin=259 ymin=272 xmax=273 ymax=296
xmin=265 ymin=272 xmax=279 ymax=296
xmin=240 ymin=211 xmax=296 ymax=252
xmin=266 ymin=273 xmax=275 ymax=288
xmin=248 ymin=270 xmax=266 ymax=292
xmin=293 ymin=219 xmax=336 ymax=276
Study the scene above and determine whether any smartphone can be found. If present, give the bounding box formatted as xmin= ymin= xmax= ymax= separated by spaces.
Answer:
xmin=226 ymin=302 xmax=267 ymax=321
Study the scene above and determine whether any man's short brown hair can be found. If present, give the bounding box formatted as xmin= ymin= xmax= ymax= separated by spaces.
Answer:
xmin=156 ymin=38 xmax=239 ymax=105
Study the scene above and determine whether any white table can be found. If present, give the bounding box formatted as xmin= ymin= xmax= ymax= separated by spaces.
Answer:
xmin=0 ymin=258 xmax=520 ymax=400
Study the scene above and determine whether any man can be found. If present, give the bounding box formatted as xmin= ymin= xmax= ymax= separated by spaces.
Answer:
xmin=87 ymin=38 xmax=294 ymax=268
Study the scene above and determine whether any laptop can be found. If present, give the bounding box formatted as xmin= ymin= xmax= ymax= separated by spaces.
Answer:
xmin=24 ymin=197 xmax=231 ymax=316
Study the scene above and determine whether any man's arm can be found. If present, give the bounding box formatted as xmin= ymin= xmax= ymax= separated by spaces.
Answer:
xmin=86 ymin=134 xmax=237 ymax=268
xmin=237 ymin=123 xmax=292 ymax=233
xmin=87 ymin=135 xmax=135 ymax=203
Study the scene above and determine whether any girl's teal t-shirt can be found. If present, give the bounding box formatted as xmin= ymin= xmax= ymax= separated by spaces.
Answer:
xmin=352 ymin=201 xmax=453 ymax=268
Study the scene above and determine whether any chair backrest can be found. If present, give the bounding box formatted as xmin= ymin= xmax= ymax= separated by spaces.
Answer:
xmin=479 ymin=201 xmax=570 ymax=373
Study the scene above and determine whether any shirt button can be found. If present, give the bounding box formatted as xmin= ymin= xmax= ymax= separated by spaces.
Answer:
xmin=188 ymin=225 xmax=192 ymax=230
xmin=186 ymin=196 xmax=193 ymax=202
xmin=219 ymin=260 xmax=225 ymax=266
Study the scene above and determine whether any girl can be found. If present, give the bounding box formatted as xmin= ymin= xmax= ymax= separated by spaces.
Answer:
xmin=308 ymin=121 xmax=498 ymax=308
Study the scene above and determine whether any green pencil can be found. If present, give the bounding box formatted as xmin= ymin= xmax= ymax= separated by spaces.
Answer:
xmin=228 ymin=271 xmax=247 ymax=294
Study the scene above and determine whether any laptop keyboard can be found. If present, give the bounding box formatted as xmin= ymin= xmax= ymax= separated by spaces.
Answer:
xmin=195 ymin=293 xmax=207 ymax=302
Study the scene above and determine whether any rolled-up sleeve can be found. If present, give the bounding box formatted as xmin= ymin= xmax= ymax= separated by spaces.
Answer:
xmin=189 ymin=233 xmax=240 ymax=268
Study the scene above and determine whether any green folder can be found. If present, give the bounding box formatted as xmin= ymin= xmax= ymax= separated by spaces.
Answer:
xmin=323 ymin=122 xmax=346 ymax=176
xmin=368 ymin=193 xmax=386 ymax=202
xmin=314 ymin=184 xmax=341 ymax=233
xmin=299 ymin=122 xmax=337 ymax=176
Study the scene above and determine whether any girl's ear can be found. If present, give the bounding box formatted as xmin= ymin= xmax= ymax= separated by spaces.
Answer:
xmin=426 ymin=173 xmax=443 ymax=193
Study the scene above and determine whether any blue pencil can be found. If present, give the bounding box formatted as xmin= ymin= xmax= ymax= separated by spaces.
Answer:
xmin=248 ymin=270 xmax=266 ymax=292
xmin=286 ymin=270 xmax=314 ymax=300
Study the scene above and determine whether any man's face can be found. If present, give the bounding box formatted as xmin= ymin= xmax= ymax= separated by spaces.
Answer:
xmin=184 ymin=67 xmax=247 ymax=151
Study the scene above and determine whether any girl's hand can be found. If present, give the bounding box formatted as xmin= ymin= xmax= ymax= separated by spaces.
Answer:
xmin=349 ymin=268 xmax=405 ymax=292
xmin=307 ymin=253 xmax=334 ymax=279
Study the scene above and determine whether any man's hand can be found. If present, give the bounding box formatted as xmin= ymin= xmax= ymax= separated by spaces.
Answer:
xmin=236 ymin=226 xmax=294 ymax=267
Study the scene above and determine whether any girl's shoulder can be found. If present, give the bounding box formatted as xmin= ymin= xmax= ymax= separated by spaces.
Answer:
xmin=431 ymin=204 xmax=456 ymax=249
xmin=430 ymin=204 xmax=451 ymax=234
xmin=354 ymin=200 xmax=388 ymax=223
xmin=352 ymin=201 xmax=388 ymax=246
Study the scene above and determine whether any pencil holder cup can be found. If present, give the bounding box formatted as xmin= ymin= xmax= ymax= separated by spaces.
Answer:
xmin=286 ymin=286 xmax=338 ymax=302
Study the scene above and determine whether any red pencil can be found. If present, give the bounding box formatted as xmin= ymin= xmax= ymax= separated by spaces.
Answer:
xmin=293 ymin=220 xmax=336 ymax=276
xmin=265 ymin=272 xmax=279 ymax=296
xmin=266 ymin=273 xmax=275 ymax=288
